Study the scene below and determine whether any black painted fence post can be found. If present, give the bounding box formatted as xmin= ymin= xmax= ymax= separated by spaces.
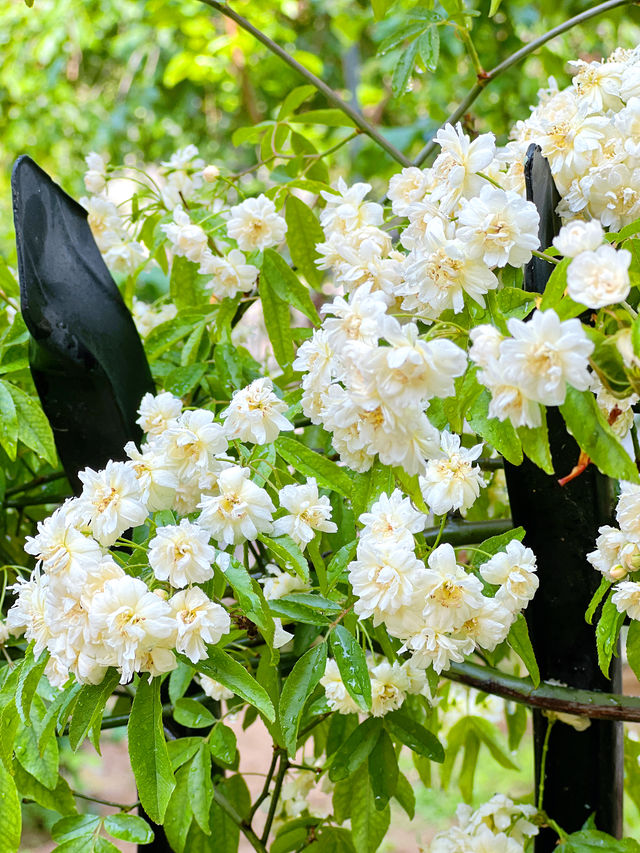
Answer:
xmin=503 ymin=145 xmax=623 ymax=849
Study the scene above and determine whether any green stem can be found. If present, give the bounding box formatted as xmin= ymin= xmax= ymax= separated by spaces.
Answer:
xmin=261 ymin=752 xmax=289 ymax=844
xmin=249 ymin=749 xmax=280 ymax=820
xmin=458 ymin=27 xmax=484 ymax=77
xmin=212 ymin=789 xmax=268 ymax=853
xmin=196 ymin=0 xmax=411 ymax=166
xmin=4 ymin=494 xmax=72 ymax=508
xmin=72 ymin=790 xmax=139 ymax=811
xmin=443 ymin=660 xmax=640 ymax=722
xmin=423 ymin=518 xmax=513 ymax=547
xmin=413 ymin=0 xmax=634 ymax=166
xmin=537 ymin=717 xmax=554 ymax=810
xmin=532 ymin=249 xmax=559 ymax=265
xmin=5 ymin=471 xmax=67 ymax=497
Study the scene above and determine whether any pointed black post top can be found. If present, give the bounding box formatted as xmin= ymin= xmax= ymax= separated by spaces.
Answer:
xmin=11 ymin=155 xmax=155 ymax=491
xmin=523 ymin=143 xmax=562 ymax=295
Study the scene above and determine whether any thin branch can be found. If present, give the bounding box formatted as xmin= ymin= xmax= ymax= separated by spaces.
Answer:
xmin=261 ymin=752 xmax=289 ymax=845
xmin=196 ymin=0 xmax=411 ymax=166
xmin=72 ymin=790 xmax=140 ymax=811
xmin=413 ymin=0 xmax=635 ymax=166
xmin=5 ymin=471 xmax=67 ymax=497
xmin=249 ymin=748 xmax=280 ymax=820
xmin=212 ymin=788 xmax=268 ymax=853
xmin=443 ymin=660 xmax=640 ymax=722
xmin=423 ymin=517 xmax=513 ymax=547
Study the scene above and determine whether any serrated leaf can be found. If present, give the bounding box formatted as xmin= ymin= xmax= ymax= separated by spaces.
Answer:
xmin=329 ymin=717 xmax=383 ymax=782
xmin=6 ymin=382 xmax=57 ymax=465
xmin=52 ymin=815 xmax=101 ymax=843
xmin=285 ymin=196 xmax=324 ymax=289
xmin=507 ymin=614 xmax=540 ymax=687
xmin=560 ymin=387 xmax=639 ymax=483
xmin=192 ymin=647 xmax=275 ymax=722
xmin=279 ymin=642 xmax=327 ymax=755
xmin=384 ymin=711 xmax=444 ymax=762
xmin=391 ymin=40 xmax=419 ymax=98
xmin=0 ymin=758 xmax=21 ymax=853
xmin=16 ymin=646 xmax=48 ymax=724
xmin=276 ymin=435 xmax=353 ymax=497
xmin=128 ymin=676 xmax=175 ymax=823
xmin=163 ymin=763 xmax=193 ymax=853
xmin=330 ymin=626 xmax=371 ymax=710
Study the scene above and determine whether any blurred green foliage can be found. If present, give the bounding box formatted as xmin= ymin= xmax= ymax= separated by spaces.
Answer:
xmin=1 ymin=0 xmax=639 ymax=256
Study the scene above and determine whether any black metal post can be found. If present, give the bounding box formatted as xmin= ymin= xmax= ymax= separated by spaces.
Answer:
xmin=503 ymin=146 xmax=622 ymax=848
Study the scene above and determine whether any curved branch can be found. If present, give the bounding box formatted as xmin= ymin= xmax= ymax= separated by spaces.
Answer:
xmin=413 ymin=0 xmax=635 ymax=166
xmin=196 ymin=0 xmax=412 ymax=166
xmin=443 ymin=660 xmax=640 ymax=722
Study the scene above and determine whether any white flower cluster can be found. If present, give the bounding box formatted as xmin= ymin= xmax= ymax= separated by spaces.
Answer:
xmin=470 ymin=308 xmax=594 ymax=429
xmin=7 ymin=382 xmax=334 ymax=687
xmin=429 ymin=795 xmax=539 ymax=852
xmin=80 ymin=190 xmax=148 ymax=276
xmin=320 ymin=490 xmax=538 ymax=683
xmin=508 ymin=47 xmax=640 ymax=229
xmin=588 ymin=481 xmax=640 ymax=617
xmin=320 ymin=656 xmax=430 ymax=717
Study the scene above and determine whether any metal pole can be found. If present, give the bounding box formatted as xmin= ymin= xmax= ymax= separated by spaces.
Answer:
xmin=503 ymin=145 xmax=622 ymax=848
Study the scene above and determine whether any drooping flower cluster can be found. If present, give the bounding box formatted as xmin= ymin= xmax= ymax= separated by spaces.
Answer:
xmin=588 ymin=481 xmax=640 ymax=616
xmin=8 ymin=382 xmax=314 ymax=686
xmin=428 ymin=795 xmax=539 ymax=852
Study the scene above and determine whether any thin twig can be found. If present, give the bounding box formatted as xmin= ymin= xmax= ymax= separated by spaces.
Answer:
xmin=73 ymin=790 xmax=140 ymax=811
xmin=196 ymin=0 xmax=411 ymax=166
xmin=413 ymin=0 xmax=635 ymax=166
xmin=249 ymin=748 xmax=280 ymax=820
xmin=212 ymin=788 xmax=268 ymax=853
xmin=423 ymin=517 xmax=513 ymax=547
xmin=261 ymin=752 xmax=289 ymax=844
xmin=5 ymin=471 xmax=67 ymax=497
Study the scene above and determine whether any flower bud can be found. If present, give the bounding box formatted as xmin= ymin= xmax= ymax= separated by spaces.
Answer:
xmin=610 ymin=564 xmax=628 ymax=580
xmin=202 ymin=165 xmax=220 ymax=183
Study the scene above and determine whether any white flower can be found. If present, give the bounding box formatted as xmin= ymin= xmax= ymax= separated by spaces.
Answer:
xmin=273 ymin=618 xmax=295 ymax=649
xmin=369 ymin=660 xmax=410 ymax=717
xmin=401 ymin=218 xmax=498 ymax=317
xmin=160 ymin=409 xmax=228 ymax=478
xmin=76 ymin=461 xmax=148 ymax=547
xmin=293 ymin=329 xmax=335 ymax=390
xmin=149 ymin=520 xmax=216 ymax=588
xmin=221 ymin=378 xmax=292 ymax=445
xmin=89 ymin=576 xmax=175 ymax=683
xmin=124 ymin=442 xmax=178 ymax=512
xmin=320 ymin=659 xmax=360 ymax=714
xmin=500 ymin=310 xmax=593 ymax=406
xmin=199 ymin=674 xmax=234 ymax=700
xmin=319 ymin=178 xmax=383 ymax=236
xmin=137 ymin=391 xmax=182 ymax=437
xmin=588 ymin=526 xmax=640 ymax=581
xmin=273 ymin=478 xmax=337 ymax=548
xmin=170 ymin=587 xmax=230 ymax=663
xmin=616 ymin=481 xmax=640 ymax=541
xmin=321 ymin=283 xmax=388 ymax=351
xmin=422 ymin=543 xmax=485 ymax=632
xmin=457 ymin=186 xmax=540 ymax=268
xmin=359 ymin=489 xmax=425 ymax=550
xmin=348 ymin=540 xmax=426 ymax=624
xmin=84 ymin=152 xmax=108 ymax=194
xmin=402 ymin=629 xmax=474 ymax=674
xmin=197 ymin=466 xmax=275 ymax=546
xmin=198 ymin=248 xmax=259 ymax=299
xmin=260 ymin=564 xmax=310 ymax=600
xmin=566 ymin=244 xmax=631 ymax=308
xmin=612 ymin=581 xmax=640 ymax=620
xmin=7 ymin=571 xmax=50 ymax=657
xmin=161 ymin=206 xmax=208 ymax=263
xmin=430 ymin=124 xmax=496 ymax=212
xmin=458 ymin=597 xmax=513 ymax=652
xmin=387 ymin=167 xmax=430 ymax=217
xmin=24 ymin=501 xmax=102 ymax=581
xmin=480 ymin=540 xmax=539 ymax=612
xmin=469 ymin=324 xmax=503 ymax=369
xmin=479 ymin=357 xmax=542 ymax=429
xmin=553 ymin=220 xmax=605 ymax=257
xmin=202 ymin=165 xmax=220 ymax=183
xmin=80 ymin=196 xmax=125 ymax=251
xmin=419 ymin=432 xmax=485 ymax=516
xmin=132 ymin=300 xmax=178 ymax=338
xmin=226 ymin=194 xmax=287 ymax=251
xmin=103 ymin=240 xmax=148 ymax=275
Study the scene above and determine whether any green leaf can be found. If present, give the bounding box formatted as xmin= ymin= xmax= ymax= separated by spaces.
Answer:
xmin=16 ymin=646 xmax=48 ymax=724
xmin=278 ymin=85 xmax=316 ymax=119
xmin=259 ymin=273 xmax=294 ymax=369
xmin=378 ymin=20 xmax=431 ymax=55
xmin=391 ymin=39 xmax=419 ymax=98
xmin=69 ymin=669 xmax=120 ymax=751
xmin=52 ymin=815 xmax=101 ymax=843
xmin=13 ymin=762 xmax=77 ymax=815
xmin=268 ymin=598 xmax=330 ymax=626
xmin=288 ymin=109 xmax=356 ymax=127
xmin=470 ymin=526 xmax=525 ymax=568
xmin=209 ymin=723 xmax=237 ymax=766
xmin=188 ymin=743 xmax=214 ymax=833
xmin=507 ymin=614 xmax=540 ymax=687
xmin=467 ymin=389 xmax=523 ymax=465
xmin=259 ymin=534 xmax=309 ymax=581
xmin=586 ymin=577 xmax=611 ymax=625
xmin=560 ymin=387 xmax=639 ymax=482
xmin=169 ymin=662 xmax=195 ymax=706
xmin=418 ymin=26 xmax=440 ymax=72
xmin=393 ymin=771 xmax=416 ymax=819
xmin=539 ymin=257 xmax=570 ymax=310
xmin=0 ymin=379 xmax=18 ymax=460
xmin=563 ymin=829 xmax=640 ymax=852
xmin=163 ymin=763 xmax=193 ymax=853
xmin=467 ymin=716 xmax=519 ymax=770
xmin=350 ymin=765 xmax=391 ymax=853
xmin=285 ymin=196 xmax=324 ymax=289
xmin=0 ymin=758 xmax=21 ymax=853
xmin=597 ymin=593 xmax=626 ymax=677
xmin=628 ymin=621 xmax=640 ymax=682
xmin=384 ymin=711 xmax=445 ymax=762
xmin=330 ymin=626 xmax=372 ymax=711
xmin=224 ymin=556 xmax=275 ymax=643
xmin=327 ymin=540 xmax=357 ymax=591
xmin=262 ymin=249 xmax=320 ymax=324
xmin=279 ymin=642 xmax=327 ymax=755
xmin=170 ymin=255 xmax=201 ymax=310
xmin=368 ymin=729 xmax=398 ymax=809
xmin=173 ymin=698 xmax=215 ymax=729
xmin=192 ymin=646 xmax=275 ymax=722
xmin=488 ymin=0 xmax=502 ymax=15
xmin=276 ymin=435 xmax=353 ymax=497
xmin=167 ymin=737 xmax=201 ymax=772
xmin=518 ymin=409 xmax=553 ymax=475
xmin=104 ymin=813 xmax=154 ymax=844
xmin=6 ymin=382 xmax=57 ymax=465
xmin=14 ymin=699 xmax=59 ymax=790
xmin=128 ymin=676 xmax=175 ymax=823
xmin=329 ymin=717 xmax=383 ymax=782
xmin=371 ymin=0 xmax=393 ymax=19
